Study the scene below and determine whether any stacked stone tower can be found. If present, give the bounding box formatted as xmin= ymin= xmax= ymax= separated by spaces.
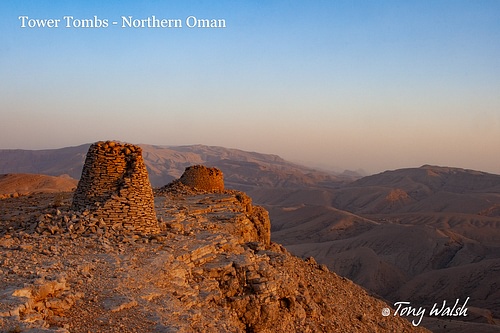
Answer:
xmin=179 ymin=165 xmax=224 ymax=192
xmin=72 ymin=141 xmax=159 ymax=234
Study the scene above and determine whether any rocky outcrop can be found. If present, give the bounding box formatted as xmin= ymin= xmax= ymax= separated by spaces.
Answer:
xmin=158 ymin=172 xmax=270 ymax=246
xmin=0 ymin=276 xmax=83 ymax=329
xmin=0 ymin=158 xmax=430 ymax=332
xmin=1 ymin=189 xmax=430 ymax=333
xmin=71 ymin=141 xmax=159 ymax=235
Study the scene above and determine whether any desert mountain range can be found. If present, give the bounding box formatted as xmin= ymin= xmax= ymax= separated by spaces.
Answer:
xmin=251 ymin=165 xmax=500 ymax=331
xmin=1 ymin=143 xmax=499 ymax=332
xmin=0 ymin=143 xmax=357 ymax=190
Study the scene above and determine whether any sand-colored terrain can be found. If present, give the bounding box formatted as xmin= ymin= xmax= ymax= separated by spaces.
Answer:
xmin=259 ymin=166 xmax=500 ymax=332
xmin=0 ymin=174 xmax=77 ymax=199
xmin=0 ymin=185 xmax=428 ymax=332
xmin=1 ymin=145 xmax=499 ymax=332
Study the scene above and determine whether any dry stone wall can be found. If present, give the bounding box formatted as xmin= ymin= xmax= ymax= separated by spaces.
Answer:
xmin=179 ymin=165 xmax=224 ymax=192
xmin=71 ymin=141 xmax=159 ymax=234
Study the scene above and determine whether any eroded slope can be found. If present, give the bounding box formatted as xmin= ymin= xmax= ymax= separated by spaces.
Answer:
xmin=0 ymin=189 xmax=427 ymax=332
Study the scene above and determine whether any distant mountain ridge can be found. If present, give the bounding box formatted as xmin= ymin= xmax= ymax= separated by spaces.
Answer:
xmin=0 ymin=143 xmax=356 ymax=189
xmin=332 ymin=164 xmax=500 ymax=215
xmin=0 ymin=144 xmax=88 ymax=180
xmin=352 ymin=164 xmax=500 ymax=194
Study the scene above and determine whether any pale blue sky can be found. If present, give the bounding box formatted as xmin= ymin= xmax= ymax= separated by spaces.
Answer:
xmin=1 ymin=1 xmax=499 ymax=174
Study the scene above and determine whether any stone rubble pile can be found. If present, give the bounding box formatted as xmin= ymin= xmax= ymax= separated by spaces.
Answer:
xmin=32 ymin=209 xmax=161 ymax=241
xmin=71 ymin=141 xmax=159 ymax=235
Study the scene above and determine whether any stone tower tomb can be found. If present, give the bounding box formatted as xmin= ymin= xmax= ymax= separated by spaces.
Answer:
xmin=179 ymin=165 xmax=225 ymax=192
xmin=72 ymin=140 xmax=159 ymax=234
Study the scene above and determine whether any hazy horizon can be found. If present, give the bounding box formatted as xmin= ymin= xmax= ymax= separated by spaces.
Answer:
xmin=1 ymin=140 xmax=499 ymax=177
xmin=1 ymin=1 xmax=499 ymax=175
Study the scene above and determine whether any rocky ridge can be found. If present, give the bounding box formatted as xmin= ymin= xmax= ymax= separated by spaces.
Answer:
xmin=0 ymin=189 xmax=428 ymax=332
xmin=0 ymin=163 xmax=428 ymax=332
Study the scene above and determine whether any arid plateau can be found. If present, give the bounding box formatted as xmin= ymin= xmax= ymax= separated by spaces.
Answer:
xmin=0 ymin=142 xmax=499 ymax=332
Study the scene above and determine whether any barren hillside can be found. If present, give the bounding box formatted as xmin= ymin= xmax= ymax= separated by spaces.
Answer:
xmin=0 ymin=174 xmax=78 ymax=199
xmin=262 ymin=166 xmax=500 ymax=332
xmin=0 ymin=187 xmax=428 ymax=332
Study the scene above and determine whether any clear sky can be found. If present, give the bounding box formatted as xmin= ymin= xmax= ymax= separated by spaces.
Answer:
xmin=1 ymin=1 xmax=499 ymax=174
